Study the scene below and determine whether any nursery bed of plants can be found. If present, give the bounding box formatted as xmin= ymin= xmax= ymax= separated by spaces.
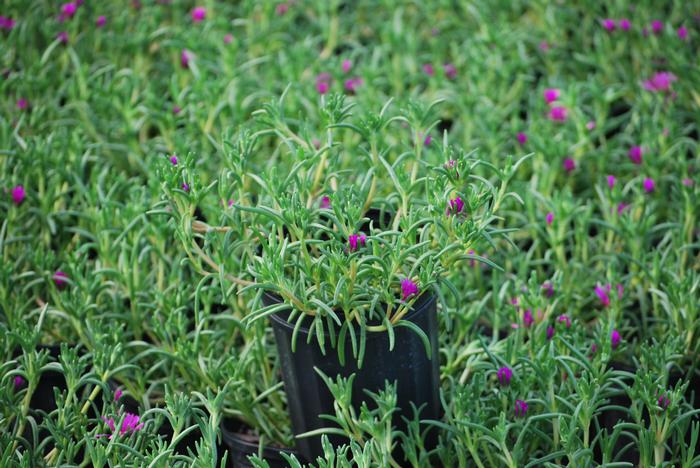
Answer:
xmin=2 ymin=1 xmax=699 ymax=467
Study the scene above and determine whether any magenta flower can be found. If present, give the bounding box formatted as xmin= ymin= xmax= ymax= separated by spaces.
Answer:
xmin=344 ymin=77 xmax=363 ymax=93
xmin=444 ymin=63 xmax=457 ymax=80
xmin=423 ymin=134 xmax=432 ymax=146
xmin=224 ymin=33 xmax=233 ymax=44
xmin=546 ymin=326 xmax=554 ymax=340
xmin=182 ymin=183 xmax=190 ymax=192
xmin=516 ymin=132 xmax=527 ymax=145
xmin=1 ymin=17 xmax=16 ymax=30
xmin=191 ymin=6 xmax=206 ymax=22
xmin=342 ymin=59 xmax=352 ymax=73
xmin=542 ymin=282 xmax=554 ymax=298
xmin=96 ymin=15 xmax=106 ymax=27
xmin=114 ymin=388 xmax=123 ymax=402
xmin=643 ymin=178 xmax=655 ymax=193
xmin=548 ymin=106 xmax=567 ymax=122
xmin=275 ymin=3 xmax=289 ymax=15
xmin=169 ymin=155 xmax=178 ymax=165
xmin=545 ymin=212 xmax=554 ymax=225
xmin=642 ymin=72 xmax=677 ymax=92
xmin=651 ymin=20 xmax=663 ymax=34
xmin=16 ymin=98 xmax=27 ymax=110
xmin=628 ymin=146 xmax=643 ymax=165
xmin=100 ymin=413 xmax=144 ymax=439
xmin=11 ymin=185 xmax=25 ymax=205
xmin=14 ymin=375 xmax=25 ymax=389
xmin=422 ymin=63 xmax=434 ymax=76
xmin=53 ymin=271 xmax=68 ymax=288
xmin=657 ymin=393 xmax=670 ymax=410
xmin=539 ymin=41 xmax=550 ymax=52
xmin=595 ymin=284 xmax=611 ymax=307
xmin=678 ymin=26 xmax=688 ymax=41
xmin=180 ymin=50 xmax=191 ymax=69
xmin=563 ymin=158 xmax=576 ymax=173
xmin=601 ymin=19 xmax=616 ymax=31
xmin=61 ymin=2 xmax=78 ymax=19
xmin=682 ymin=178 xmax=693 ymax=187
xmin=401 ymin=278 xmax=419 ymax=301
xmin=514 ymin=400 xmax=528 ymax=417
xmin=607 ymin=175 xmax=616 ymax=189
xmin=57 ymin=31 xmax=69 ymax=44
xmin=173 ymin=105 xmax=181 ymax=114
xmin=618 ymin=19 xmax=631 ymax=31
xmin=320 ymin=196 xmax=331 ymax=209
xmin=617 ymin=202 xmax=629 ymax=215
xmin=586 ymin=120 xmax=596 ymax=130
xmin=347 ymin=234 xmax=366 ymax=252
xmin=497 ymin=367 xmax=513 ymax=386
xmin=611 ymin=329 xmax=621 ymax=349
xmin=557 ymin=314 xmax=571 ymax=328
xmin=543 ymin=88 xmax=560 ymax=104
xmin=446 ymin=196 xmax=464 ymax=216
xmin=523 ymin=309 xmax=534 ymax=328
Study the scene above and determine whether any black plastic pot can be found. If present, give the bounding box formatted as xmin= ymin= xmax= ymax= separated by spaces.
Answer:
xmin=220 ymin=418 xmax=297 ymax=467
xmin=265 ymin=291 xmax=441 ymax=461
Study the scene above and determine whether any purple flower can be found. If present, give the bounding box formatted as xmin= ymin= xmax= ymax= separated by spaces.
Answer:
xmin=586 ymin=120 xmax=596 ymax=130
xmin=682 ymin=178 xmax=693 ymax=187
xmin=557 ymin=314 xmax=571 ymax=328
xmin=443 ymin=63 xmax=457 ymax=80
xmin=276 ymin=3 xmax=289 ymax=15
xmin=542 ymin=282 xmax=554 ymax=298
xmin=497 ymin=367 xmax=513 ymax=386
xmin=643 ymin=72 xmax=677 ymax=92
xmin=539 ymin=41 xmax=549 ymax=52
xmin=224 ymin=33 xmax=233 ymax=44
xmin=11 ymin=185 xmax=25 ymax=205
xmin=53 ymin=271 xmax=68 ymax=288
xmin=446 ymin=196 xmax=464 ymax=216
xmin=651 ymin=20 xmax=663 ymax=34
xmin=523 ymin=309 xmax=534 ymax=328
xmin=643 ymin=178 xmax=655 ymax=193
xmin=618 ymin=19 xmax=631 ymax=31
xmin=342 ymin=59 xmax=352 ymax=73
xmin=617 ymin=202 xmax=629 ymax=214
xmin=628 ymin=146 xmax=643 ymax=165
xmin=607 ymin=175 xmax=616 ymax=189
xmin=595 ymin=284 xmax=611 ymax=307
xmin=173 ymin=105 xmax=181 ymax=114
xmin=344 ymin=77 xmax=363 ymax=93
xmin=657 ymin=393 xmax=670 ymax=410
xmin=169 ymin=155 xmax=178 ymax=165
xmin=601 ymin=19 xmax=616 ymax=31
xmin=57 ymin=31 xmax=69 ymax=44
xmin=678 ymin=26 xmax=688 ymax=41
xmin=514 ymin=399 xmax=528 ymax=417
xmin=611 ymin=329 xmax=621 ymax=349
xmin=423 ymin=134 xmax=432 ymax=146
xmin=563 ymin=158 xmax=576 ymax=173
xmin=100 ymin=413 xmax=144 ymax=439
xmin=96 ymin=15 xmax=106 ymax=27
xmin=191 ymin=6 xmax=206 ymax=22
xmin=422 ymin=63 xmax=434 ymax=76
xmin=114 ymin=388 xmax=123 ymax=402
xmin=61 ymin=2 xmax=78 ymax=19
xmin=516 ymin=132 xmax=527 ymax=145
xmin=548 ymin=106 xmax=567 ymax=122
xmin=545 ymin=212 xmax=554 ymax=225
xmin=347 ymin=234 xmax=366 ymax=252
xmin=543 ymin=88 xmax=560 ymax=105
xmin=17 ymin=98 xmax=28 ymax=110
xmin=401 ymin=278 xmax=419 ymax=301
xmin=181 ymin=50 xmax=191 ymax=69
xmin=546 ymin=326 xmax=555 ymax=340
xmin=182 ymin=183 xmax=190 ymax=192
xmin=320 ymin=196 xmax=331 ymax=209
xmin=14 ymin=375 xmax=25 ymax=389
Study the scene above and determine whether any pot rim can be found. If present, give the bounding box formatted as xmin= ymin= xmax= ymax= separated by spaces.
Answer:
xmin=219 ymin=419 xmax=297 ymax=457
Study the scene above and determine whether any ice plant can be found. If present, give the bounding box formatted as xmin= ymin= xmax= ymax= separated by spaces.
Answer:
xmin=53 ymin=271 xmax=68 ymax=288
xmin=628 ymin=146 xmax=643 ymax=165
xmin=586 ymin=120 xmax=596 ymax=130
xmin=657 ymin=393 xmax=670 ymax=410
xmin=542 ymin=282 xmax=554 ymax=298
xmin=543 ymin=88 xmax=560 ymax=104
xmin=557 ymin=314 xmax=571 ymax=328
xmin=182 ymin=183 xmax=190 ymax=192
xmin=546 ymin=326 xmax=555 ymax=340
xmin=523 ymin=309 xmax=534 ymax=327
xmin=57 ymin=32 xmax=69 ymax=44
xmin=60 ymin=2 xmax=77 ymax=20
xmin=11 ymin=185 xmax=25 ymax=205
xmin=180 ymin=50 xmax=191 ymax=69
xmin=643 ymin=72 xmax=677 ymax=92
xmin=96 ymin=15 xmax=106 ymax=27
xmin=347 ymin=234 xmax=366 ymax=253
xmin=601 ymin=19 xmax=616 ymax=31
xmin=651 ymin=20 xmax=663 ymax=34
xmin=191 ymin=6 xmax=206 ymax=22
xmin=607 ymin=175 xmax=616 ymax=189
xmin=563 ymin=158 xmax=576 ymax=173
xmin=224 ymin=33 xmax=233 ymax=44
xmin=423 ymin=135 xmax=432 ymax=146
xmin=320 ymin=196 xmax=331 ymax=209
xmin=446 ymin=196 xmax=464 ymax=216
xmin=643 ymin=177 xmax=655 ymax=193
xmin=677 ymin=26 xmax=688 ymax=40
xmin=344 ymin=77 xmax=363 ymax=93
xmin=443 ymin=63 xmax=457 ymax=80
xmin=618 ymin=19 xmax=631 ymax=31
xmin=169 ymin=155 xmax=178 ymax=165
xmin=610 ymin=329 xmax=621 ymax=349
xmin=497 ymin=367 xmax=513 ymax=386
xmin=14 ymin=375 xmax=24 ymax=389
xmin=400 ymin=278 xmax=419 ymax=301
xmin=545 ymin=212 xmax=554 ymax=225
xmin=275 ymin=3 xmax=289 ymax=15
xmin=594 ymin=284 xmax=611 ymax=307
xmin=514 ymin=400 xmax=528 ymax=417
xmin=516 ymin=132 xmax=527 ymax=145
xmin=100 ymin=413 xmax=144 ymax=439
xmin=342 ymin=59 xmax=352 ymax=73
xmin=548 ymin=106 xmax=567 ymax=122
xmin=114 ymin=388 xmax=123 ymax=402
xmin=422 ymin=64 xmax=434 ymax=76
xmin=16 ymin=98 xmax=27 ymax=110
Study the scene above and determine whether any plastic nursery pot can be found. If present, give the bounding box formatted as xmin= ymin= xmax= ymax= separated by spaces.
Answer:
xmin=264 ymin=291 xmax=441 ymax=461
xmin=220 ymin=418 xmax=297 ymax=468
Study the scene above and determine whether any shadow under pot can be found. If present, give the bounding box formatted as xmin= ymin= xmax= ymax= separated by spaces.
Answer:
xmin=264 ymin=291 xmax=441 ymax=462
xmin=220 ymin=418 xmax=297 ymax=467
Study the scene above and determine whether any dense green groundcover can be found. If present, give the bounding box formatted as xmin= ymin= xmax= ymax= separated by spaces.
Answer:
xmin=1 ymin=0 xmax=699 ymax=466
